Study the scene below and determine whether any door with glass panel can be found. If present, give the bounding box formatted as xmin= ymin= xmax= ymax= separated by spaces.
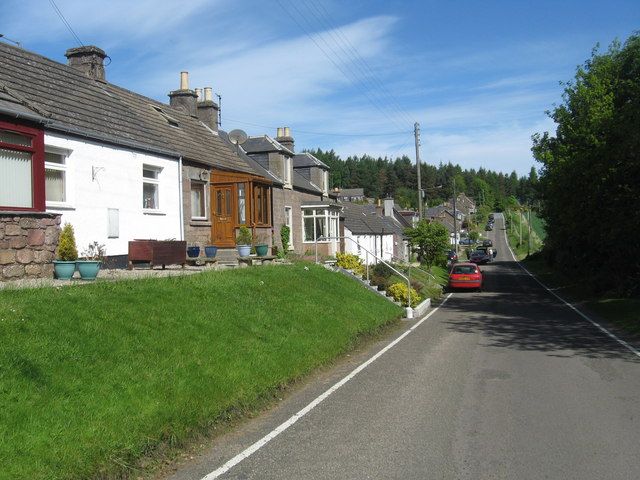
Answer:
xmin=211 ymin=184 xmax=234 ymax=247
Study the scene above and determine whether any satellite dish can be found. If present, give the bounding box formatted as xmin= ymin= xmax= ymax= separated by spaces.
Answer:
xmin=228 ymin=129 xmax=248 ymax=145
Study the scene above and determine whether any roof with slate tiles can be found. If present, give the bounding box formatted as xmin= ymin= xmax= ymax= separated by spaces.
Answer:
xmin=0 ymin=42 xmax=255 ymax=174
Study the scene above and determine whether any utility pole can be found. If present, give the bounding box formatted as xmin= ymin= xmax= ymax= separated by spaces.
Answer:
xmin=414 ymin=122 xmax=422 ymax=220
xmin=527 ymin=206 xmax=531 ymax=257
xmin=453 ymin=177 xmax=458 ymax=256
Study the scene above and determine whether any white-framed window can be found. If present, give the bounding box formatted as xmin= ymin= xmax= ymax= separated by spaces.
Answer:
xmin=190 ymin=181 xmax=207 ymax=219
xmin=44 ymin=148 xmax=70 ymax=206
xmin=302 ymin=207 xmax=339 ymax=243
xmin=284 ymin=206 xmax=293 ymax=248
xmin=143 ymin=165 xmax=162 ymax=210
xmin=283 ymin=156 xmax=292 ymax=188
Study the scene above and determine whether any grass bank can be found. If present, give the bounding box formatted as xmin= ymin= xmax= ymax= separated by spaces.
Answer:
xmin=0 ymin=264 xmax=402 ymax=479
xmin=522 ymin=255 xmax=639 ymax=336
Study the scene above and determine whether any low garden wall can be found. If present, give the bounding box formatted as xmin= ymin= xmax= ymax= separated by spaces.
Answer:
xmin=0 ymin=212 xmax=61 ymax=281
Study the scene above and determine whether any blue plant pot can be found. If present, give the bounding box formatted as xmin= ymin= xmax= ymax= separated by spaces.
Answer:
xmin=53 ymin=260 xmax=76 ymax=280
xmin=187 ymin=246 xmax=200 ymax=258
xmin=204 ymin=246 xmax=218 ymax=258
xmin=255 ymin=244 xmax=269 ymax=257
xmin=76 ymin=260 xmax=101 ymax=280
xmin=237 ymin=245 xmax=251 ymax=257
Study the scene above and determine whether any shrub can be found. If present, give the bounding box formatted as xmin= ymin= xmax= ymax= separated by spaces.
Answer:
xmin=370 ymin=274 xmax=389 ymax=291
xmin=236 ymin=225 xmax=252 ymax=245
xmin=280 ymin=225 xmax=290 ymax=253
xmin=387 ymin=282 xmax=421 ymax=307
xmin=372 ymin=262 xmax=394 ymax=279
xmin=410 ymin=279 xmax=424 ymax=293
xmin=336 ymin=252 xmax=365 ymax=277
xmin=57 ymin=223 xmax=78 ymax=261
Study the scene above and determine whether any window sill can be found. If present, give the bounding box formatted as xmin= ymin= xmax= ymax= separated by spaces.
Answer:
xmin=143 ymin=210 xmax=166 ymax=216
xmin=189 ymin=220 xmax=211 ymax=227
xmin=46 ymin=203 xmax=76 ymax=211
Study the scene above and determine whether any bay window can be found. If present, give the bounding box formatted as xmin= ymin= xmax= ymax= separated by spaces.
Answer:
xmin=302 ymin=207 xmax=339 ymax=242
xmin=0 ymin=121 xmax=45 ymax=211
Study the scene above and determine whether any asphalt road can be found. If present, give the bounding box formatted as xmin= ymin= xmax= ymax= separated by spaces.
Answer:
xmin=165 ymin=213 xmax=640 ymax=480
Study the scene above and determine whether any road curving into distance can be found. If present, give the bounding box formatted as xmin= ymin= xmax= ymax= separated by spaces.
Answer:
xmin=165 ymin=213 xmax=640 ymax=480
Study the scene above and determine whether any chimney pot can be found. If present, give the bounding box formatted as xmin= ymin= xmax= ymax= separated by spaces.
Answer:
xmin=276 ymin=127 xmax=284 ymax=137
xmin=284 ymin=126 xmax=291 ymax=137
xmin=180 ymin=71 xmax=189 ymax=90
xmin=195 ymin=86 xmax=219 ymax=131
xmin=195 ymin=88 xmax=202 ymax=100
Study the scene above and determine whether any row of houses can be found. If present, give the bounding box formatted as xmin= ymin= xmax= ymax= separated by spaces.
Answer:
xmin=0 ymin=42 xmax=414 ymax=280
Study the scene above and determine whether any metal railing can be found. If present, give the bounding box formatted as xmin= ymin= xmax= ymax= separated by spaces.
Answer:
xmin=314 ymin=236 xmax=413 ymax=309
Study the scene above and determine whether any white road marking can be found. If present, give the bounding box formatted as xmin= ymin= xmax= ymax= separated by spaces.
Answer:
xmin=201 ymin=294 xmax=453 ymax=479
xmin=500 ymin=214 xmax=640 ymax=359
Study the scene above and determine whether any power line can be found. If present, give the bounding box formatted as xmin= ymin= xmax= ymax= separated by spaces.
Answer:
xmin=275 ymin=0 xmax=407 ymax=133
xmin=224 ymin=117 xmax=411 ymax=137
xmin=301 ymin=0 xmax=415 ymax=127
xmin=49 ymin=0 xmax=83 ymax=47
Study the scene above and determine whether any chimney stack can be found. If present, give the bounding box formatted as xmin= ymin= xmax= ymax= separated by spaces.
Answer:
xmin=65 ymin=46 xmax=107 ymax=81
xmin=275 ymin=126 xmax=294 ymax=152
xmin=196 ymin=86 xmax=219 ymax=131
xmin=383 ymin=197 xmax=394 ymax=217
xmin=168 ymin=71 xmax=198 ymax=117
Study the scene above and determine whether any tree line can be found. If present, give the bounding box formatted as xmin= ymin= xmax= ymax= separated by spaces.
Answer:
xmin=532 ymin=33 xmax=639 ymax=297
xmin=307 ymin=148 xmax=539 ymax=212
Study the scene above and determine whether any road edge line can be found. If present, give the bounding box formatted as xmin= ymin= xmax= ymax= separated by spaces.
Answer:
xmin=501 ymin=214 xmax=640 ymax=359
xmin=200 ymin=294 xmax=453 ymax=479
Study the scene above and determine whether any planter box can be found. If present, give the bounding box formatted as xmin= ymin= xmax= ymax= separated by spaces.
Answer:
xmin=128 ymin=240 xmax=186 ymax=270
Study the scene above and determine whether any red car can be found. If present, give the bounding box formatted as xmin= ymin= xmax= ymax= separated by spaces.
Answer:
xmin=448 ymin=262 xmax=483 ymax=291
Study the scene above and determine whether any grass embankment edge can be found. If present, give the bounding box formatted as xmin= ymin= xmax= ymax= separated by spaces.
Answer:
xmin=0 ymin=263 xmax=403 ymax=479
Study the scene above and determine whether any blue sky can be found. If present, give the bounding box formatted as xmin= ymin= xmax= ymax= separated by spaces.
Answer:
xmin=1 ymin=0 xmax=638 ymax=176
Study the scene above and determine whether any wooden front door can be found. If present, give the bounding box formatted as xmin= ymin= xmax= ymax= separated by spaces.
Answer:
xmin=211 ymin=184 xmax=235 ymax=247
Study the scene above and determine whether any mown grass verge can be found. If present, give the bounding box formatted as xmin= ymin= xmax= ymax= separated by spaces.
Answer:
xmin=0 ymin=264 xmax=402 ymax=479
xmin=522 ymin=255 xmax=639 ymax=336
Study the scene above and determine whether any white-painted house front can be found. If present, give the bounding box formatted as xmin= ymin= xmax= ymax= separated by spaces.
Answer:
xmin=343 ymin=226 xmax=394 ymax=264
xmin=44 ymin=133 xmax=181 ymax=256
xmin=1 ymin=42 xmax=261 ymax=269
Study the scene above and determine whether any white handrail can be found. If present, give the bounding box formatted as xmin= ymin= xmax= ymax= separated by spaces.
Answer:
xmin=314 ymin=236 xmax=413 ymax=310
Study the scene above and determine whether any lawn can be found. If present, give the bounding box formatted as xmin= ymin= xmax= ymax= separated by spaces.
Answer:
xmin=0 ymin=264 xmax=402 ymax=479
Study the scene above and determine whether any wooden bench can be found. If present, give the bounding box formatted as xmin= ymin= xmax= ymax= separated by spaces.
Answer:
xmin=237 ymin=255 xmax=277 ymax=267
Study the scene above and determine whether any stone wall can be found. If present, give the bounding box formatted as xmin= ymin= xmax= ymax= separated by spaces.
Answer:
xmin=0 ymin=213 xmax=61 ymax=281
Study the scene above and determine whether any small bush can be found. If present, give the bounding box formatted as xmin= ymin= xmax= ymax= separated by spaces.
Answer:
xmin=387 ymin=282 xmax=421 ymax=307
xmin=57 ymin=223 xmax=78 ymax=261
xmin=336 ymin=252 xmax=365 ymax=276
xmin=372 ymin=262 xmax=394 ymax=279
xmin=280 ymin=225 xmax=290 ymax=252
xmin=370 ymin=274 xmax=389 ymax=291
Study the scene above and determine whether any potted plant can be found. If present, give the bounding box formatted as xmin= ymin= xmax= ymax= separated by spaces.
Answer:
xmin=254 ymin=232 xmax=269 ymax=257
xmin=204 ymin=245 xmax=218 ymax=258
xmin=236 ymin=225 xmax=252 ymax=257
xmin=186 ymin=245 xmax=200 ymax=258
xmin=77 ymin=241 xmax=105 ymax=280
xmin=53 ymin=223 xmax=78 ymax=280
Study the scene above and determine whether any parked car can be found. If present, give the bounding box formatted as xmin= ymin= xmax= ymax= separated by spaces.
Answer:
xmin=482 ymin=239 xmax=493 ymax=247
xmin=448 ymin=262 xmax=483 ymax=291
xmin=485 ymin=223 xmax=494 ymax=231
xmin=469 ymin=250 xmax=491 ymax=264
xmin=459 ymin=238 xmax=475 ymax=246
xmin=488 ymin=213 xmax=495 ymax=221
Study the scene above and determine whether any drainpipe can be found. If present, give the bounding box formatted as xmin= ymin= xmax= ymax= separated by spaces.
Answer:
xmin=178 ymin=156 xmax=184 ymax=241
